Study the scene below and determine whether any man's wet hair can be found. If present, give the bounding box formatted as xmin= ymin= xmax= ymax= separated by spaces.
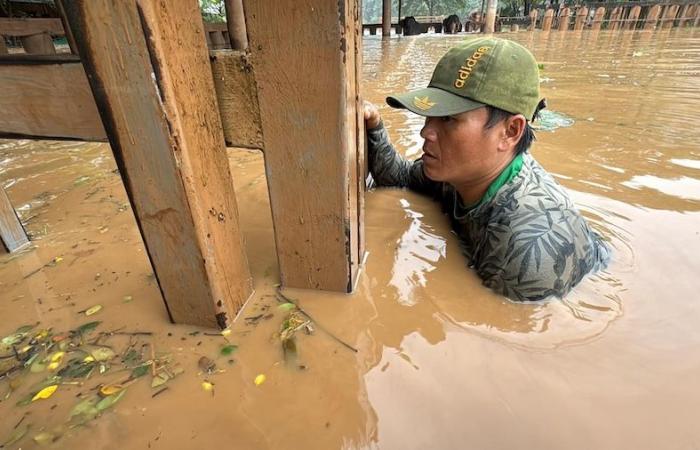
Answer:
xmin=484 ymin=106 xmax=536 ymax=155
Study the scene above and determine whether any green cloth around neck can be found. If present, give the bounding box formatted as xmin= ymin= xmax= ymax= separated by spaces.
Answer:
xmin=457 ymin=152 xmax=524 ymax=213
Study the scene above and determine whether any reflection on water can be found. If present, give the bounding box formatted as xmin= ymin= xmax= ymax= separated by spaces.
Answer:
xmin=0 ymin=29 xmax=699 ymax=450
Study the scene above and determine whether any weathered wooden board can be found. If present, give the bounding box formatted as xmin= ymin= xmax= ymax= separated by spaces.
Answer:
xmin=0 ymin=60 xmax=106 ymax=141
xmin=63 ymin=0 xmax=252 ymax=328
xmin=209 ymin=50 xmax=263 ymax=149
xmin=0 ymin=186 xmax=29 ymax=253
xmin=245 ymin=0 xmax=365 ymax=292
xmin=0 ymin=18 xmax=64 ymax=37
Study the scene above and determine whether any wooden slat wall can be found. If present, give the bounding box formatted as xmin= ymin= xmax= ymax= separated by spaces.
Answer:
xmin=0 ymin=18 xmax=65 ymax=37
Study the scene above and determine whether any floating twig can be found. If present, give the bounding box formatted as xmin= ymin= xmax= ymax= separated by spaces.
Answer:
xmin=276 ymin=289 xmax=358 ymax=353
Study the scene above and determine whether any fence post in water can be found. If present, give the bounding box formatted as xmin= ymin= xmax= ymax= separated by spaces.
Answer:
xmin=542 ymin=8 xmax=553 ymax=31
xmin=382 ymin=0 xmax=391 ymax=36
xmin=627 ymin=5 xmax=641 ymax=30
xmin=484 ymin=0 xmax=498 ymax=33
xmin=644 ymin=5 xmax=661 ymax=30
xmin=528 ymin=10 xmax=538 ymax=31
xmin=0 ymin=37 xmax=7 ymax=54
xmin=0 ymin=187 xmax=29 ymax=253
xmin=244 ymin=0 xmax=365 ymax=292
xmin=574 ymin=7 xmax=588 ymax=31
xmin=591 ymin=7 xmax=605 ymax=30
xmin=557 ymin=7 xmax=570 ymax=31
xmin=660 ymin=4 xmax=679 ymax=29
xmin=62 ymin=0 xmax=254 ymax=329
xmin=224 ymin=0 xmax=248 ymax=50
xmin=21 ymin=32 xmax=55 ymax=54
xmin=608 ymin=7 xmax=621 ymax=30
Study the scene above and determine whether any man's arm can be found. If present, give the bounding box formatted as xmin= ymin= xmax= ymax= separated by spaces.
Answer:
xmin=364 ymin=102 xmax=441 ymax=196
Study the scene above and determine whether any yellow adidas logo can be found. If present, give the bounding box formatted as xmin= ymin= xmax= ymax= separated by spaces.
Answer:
xmin=413 ymin=96 xmax=436 ymax=111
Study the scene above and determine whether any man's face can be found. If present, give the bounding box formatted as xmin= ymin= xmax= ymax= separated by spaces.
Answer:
xmin=419 ymin=107 xmax=508 ymax=186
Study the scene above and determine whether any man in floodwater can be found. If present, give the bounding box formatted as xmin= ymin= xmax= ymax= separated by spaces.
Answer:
xmin=364 ymin=37 xmax=609 ymax=302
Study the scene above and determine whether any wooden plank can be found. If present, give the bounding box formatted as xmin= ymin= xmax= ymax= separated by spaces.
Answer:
xmin=0 ymin=61 xmax=106 ymax=141
xmin=0 ymin=186 xmax=29 ymax=253
xmin=0 ymin=18 xmax=64 ymax=37
xmin=63 ymin=0 xmax=253 ymax=328
xmin=542 ymin=9 xmax=554 ymax=31
xmin=245 ymin=0 xmax=364 ymax=292
xmin=209 ymin=50 xmax=263 ymax=149
xmin=644 ymin=4 xmax=661 ymax=29
xmin=591 ymin=7 xmax=605 ymax=30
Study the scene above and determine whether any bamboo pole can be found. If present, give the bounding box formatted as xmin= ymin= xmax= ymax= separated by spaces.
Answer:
xmin=224 ymin=0 xmax=248 ymax=50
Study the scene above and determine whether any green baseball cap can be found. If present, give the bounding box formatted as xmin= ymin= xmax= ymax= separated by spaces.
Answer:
xmin=387 ymin=37 xmax=541 ymax=120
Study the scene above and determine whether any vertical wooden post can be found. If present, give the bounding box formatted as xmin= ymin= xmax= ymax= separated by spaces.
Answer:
xmin=661 ymin=5 xmax=679 ymax=29
xmin=0 ymin=187 xmax=29 ymax=253
xmin=244 ymin=0 xmax=365 ymax=292
xmin=695 ymin=4 xmax=700 ymax=27
xmin=484 ymin=0 xmax=498 ymax=33
xmin=678 ymin=5 xmax=690 ymax=27
xmin=224 ymin=0 xmax=248 ymax=50
xmin=210 ymin=30 xmax=226 ymax=49
xmin=21 ymin=32 xmax=55 ymax=54
xmin=574 ymin=7 xmax=588 ymax=30
xmin=528 ymin=10 xmax=538 ymax=31
xmin=645 ymin=5 xmax=661 ymax=30
xmin=542 ymin=8 xmax=554 ymax=31
xmin=382 ymin=0 xmax=391 ymax=36
xmin=608 ymin=7 xmax=621 ymax=30
xmin=627 ymin=5 xmax=641 ymax=30
xmin=591 ymin=7 xmax=605 ymax=30
xmin=557 ymin=7 xmax=570 ymax=31
xmin=0 ymin=37 xmax=7 ymax=54
xmin=63 ymin=0 xmax=253 ymax=328
xmin=55 ymin=0 xmax=79 ymax=54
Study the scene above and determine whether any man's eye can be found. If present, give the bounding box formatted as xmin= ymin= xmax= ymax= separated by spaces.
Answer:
xmin=440 ymin=116 xmax=453 ymax=122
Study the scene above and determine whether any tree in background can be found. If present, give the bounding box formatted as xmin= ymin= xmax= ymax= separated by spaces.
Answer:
xmin=363 ymin=0 xmax=482 ymax=23
xmin=200 ymin=0 xmax=226 ymax=22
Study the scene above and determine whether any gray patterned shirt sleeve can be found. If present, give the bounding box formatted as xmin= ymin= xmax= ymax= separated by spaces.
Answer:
xmin=366 ymin=123 xmax=441 ymax=196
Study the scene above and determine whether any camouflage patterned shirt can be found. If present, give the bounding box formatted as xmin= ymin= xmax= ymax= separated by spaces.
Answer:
xmin=367 ymin=124 xmax=610 ymax=301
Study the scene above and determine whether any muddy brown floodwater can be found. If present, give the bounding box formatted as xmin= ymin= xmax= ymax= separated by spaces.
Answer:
xmin=1 ymin=28 xmax=700 ymax=450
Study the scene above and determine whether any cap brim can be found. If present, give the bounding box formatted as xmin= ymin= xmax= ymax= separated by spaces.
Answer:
xmin=386 ymin=87 xmax=485 ymax=117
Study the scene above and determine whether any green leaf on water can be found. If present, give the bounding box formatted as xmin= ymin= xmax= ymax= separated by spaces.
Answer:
xmin=123 ymin=349 xmax=141 ymax=366
xmin=89 ymin=346 xmax=116 ymax=362
xmin=1 ymin=422 xmax=30 ymax=447
xmin=15 ymin=324 xmax=35 ymax=334
xmin=30 ymin=359 xmax=47 ymax=373
xmin=76 ymin=321 xmax=101 ymax=335
xmin=537 ymin=63 xmax=545 ymax=70
xmin=33 ymin=431 xmax=55 ymax=446
xmin=277 ymin=302 xmax=296 ymax=312
xmin=95 ymin=389 xmax=126 ymax=411
xmin=220 ymin=344 xmax=238 ymax=356
xmin=130 ymin=364 xmax=150 ymax=379
xmin=70 ymin=397 xmax=98 ymax=417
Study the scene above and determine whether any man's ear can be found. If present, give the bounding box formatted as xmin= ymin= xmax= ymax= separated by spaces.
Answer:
xmin=499 ymin=114 xmax=526 ymax=153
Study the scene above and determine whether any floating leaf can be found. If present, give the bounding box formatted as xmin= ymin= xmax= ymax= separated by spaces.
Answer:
xmin=70 ymin=397 xmax=98 ymax=417
xmin=33 ymin=431 xmax=55 ymax=446
xmin=30 ymin=359 xmax=47 ymax=373
xmin=1 ymin=422 xmax=30 ymax=447
xmin=277 ymin=302 xmax=296 ymax=312
xmin=54 ymin=257 xmax=63 ymax=263
xmin=57 ymin=359 xmax=95 ymax=379
xmin=151 ymin=373 xmax=170 ymax=388
xmin=220 ymin=329 xmax=232 ymax=337
xmin=76 ymin=321 xmax=101 ymax=335
xmin=282 ymin=337 xmax=298 ymax=364
xmin=89 ymin=346 xmax=116 ymax=362
xmin=130 ymin=364 xmax=150 ymax=379
xmin=254 ymin=374 xmax=266 ymax=386
xmin=85 ymin=305 xmax=102 ymax=316
xmin=198 ymin=356 xmax=216 ymax=374
xmin=220 ymin=344 xmax=238 ymax=356
xmin=32 ymin=384 xmax=58 ymax=401
xmin=201 ymin=381 xmax=214 ymax=393
xmin=122 ymin=295 xmax=133 ymax=303
xmin=99 ymin=384 xmax=124 ymax=397
xmin=50 ymin=351 xmax=65 ymax=363
xmin=122 ymin=349 xmax=140 ymax=366
xmin=95 ymin=389 xmax=126 ymax=411
xmin=83 ymin=355 xmax=95 ymax=363
xmin=47 ymin=361 xmax=61 ymax=371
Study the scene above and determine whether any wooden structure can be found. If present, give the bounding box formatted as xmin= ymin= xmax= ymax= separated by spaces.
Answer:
xmin=557 ymin=7 xmax=571 ymax=30
xmin=0 ymin=0 xmax=366 ymax=327
xmin=0 ymin=187 xmax=28 ymax=253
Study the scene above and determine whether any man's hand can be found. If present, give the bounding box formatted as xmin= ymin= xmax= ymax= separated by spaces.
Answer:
xmin=363 ymin=101 xmax=382 ymax=130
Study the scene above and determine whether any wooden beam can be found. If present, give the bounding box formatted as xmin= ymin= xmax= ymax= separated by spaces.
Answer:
xmin=574 ymin=6 xmax=588 ymax=30
xmin=21 ymin=32 xmax=56 ymax=54
xmin=224 ymin=0 xmax=248 ymax=50
xmin=644 ymin=4 xmax=661 ymax=30
xmin=63 ymin=0 xmax=253 ymax=328
xmin=0 ymin=186 xmax=29 ymax=253
xmin=627 ymin=5 xmax=641 ymax=29
xmin=660 ymin=4 xmax=679 ymax=29
xmin=557 ymin=7 xmax=570 ymax=31
xmin=244 ymin=0 xmax=364 ymax=292
xmin=209 ymin=50 xmax=263 ymax=149
xmin=0 ymin=18 xmax=64 ymax=37
xmin=0 ymin=60 xmax=105 ymax=141
xmin=382 ymin=0 xmax=391 ymax=36
xmin=591 ymin=7 xmax=605 ymax=30
xmin=542 ymin=8 xmax=554 ymax=31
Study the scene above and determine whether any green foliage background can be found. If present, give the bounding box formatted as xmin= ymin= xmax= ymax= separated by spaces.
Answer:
xmin=362 ymin=0 xmax=484 ymax=23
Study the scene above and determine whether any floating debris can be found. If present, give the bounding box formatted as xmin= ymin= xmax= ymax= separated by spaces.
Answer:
xmin=84 ymin=305 xmax=103 ymax=316
xmin=254 ymin=374 xmax=266 ymax=386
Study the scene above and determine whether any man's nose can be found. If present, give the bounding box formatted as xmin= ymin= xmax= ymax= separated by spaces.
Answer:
xmin=420 ymin=118 xmax=438 ymax=141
